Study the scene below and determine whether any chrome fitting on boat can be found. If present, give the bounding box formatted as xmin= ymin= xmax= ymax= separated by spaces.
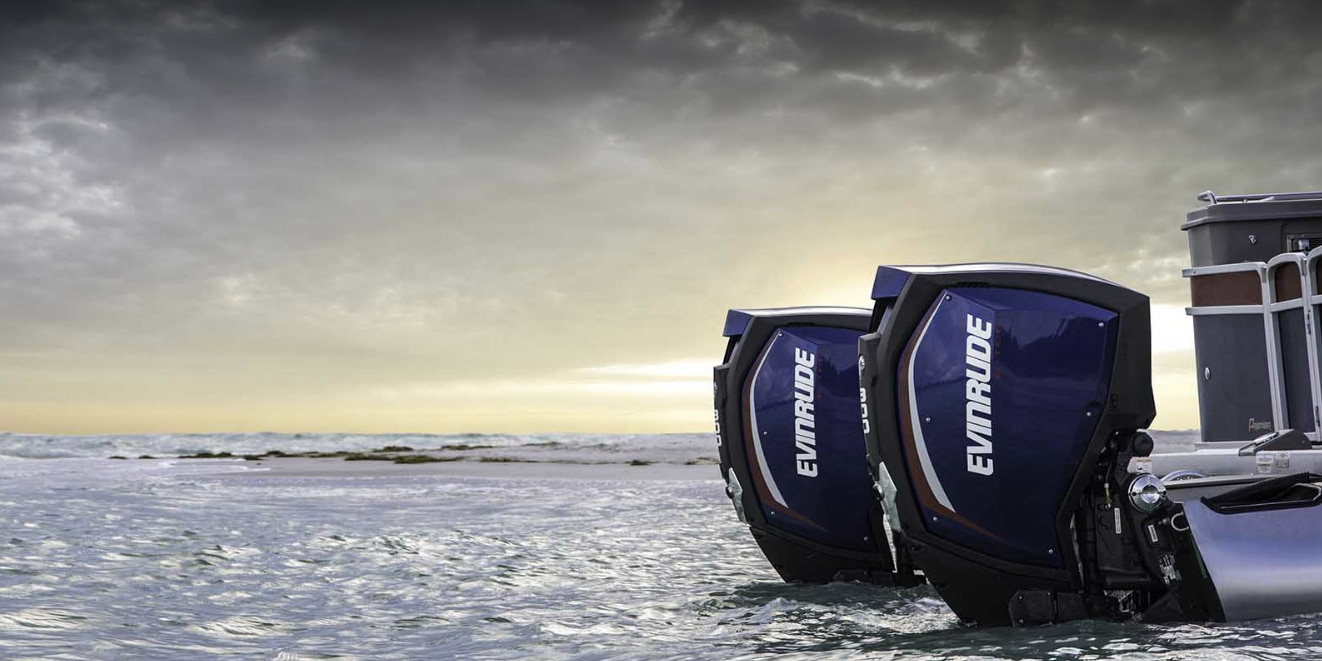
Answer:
xmin=1127 ymin=474 xmax=1168 ymax=514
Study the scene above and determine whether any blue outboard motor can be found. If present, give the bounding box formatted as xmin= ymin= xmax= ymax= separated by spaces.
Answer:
xmin=715 ymin=307 xmax=916 ymax=585
xmin=858 ymin=264 xmax=1156 ymax=625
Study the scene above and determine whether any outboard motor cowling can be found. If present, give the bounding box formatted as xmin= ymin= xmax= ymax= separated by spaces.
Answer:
xmin=858 ymin=264 xmax=1155 ymax=626
xmin=715 ymin=307 xmax=908 ymax=585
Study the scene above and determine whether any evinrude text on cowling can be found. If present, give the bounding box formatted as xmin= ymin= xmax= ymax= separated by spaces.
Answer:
xmin=792 ymin=347 xmax=819 ymax=477
xmin=963 ymin=313 xmax=995 ymax=476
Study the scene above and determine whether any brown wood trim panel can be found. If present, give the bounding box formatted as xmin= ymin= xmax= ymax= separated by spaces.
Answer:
xmin=1273 ymin=262 xmax=1303 ymax=302
xmin=1190 ymin=271 xmax=1263 ymax=307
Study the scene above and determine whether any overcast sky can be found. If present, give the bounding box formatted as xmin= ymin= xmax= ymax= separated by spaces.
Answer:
xmin=2 ymin=0 xmax=1320 ymax=433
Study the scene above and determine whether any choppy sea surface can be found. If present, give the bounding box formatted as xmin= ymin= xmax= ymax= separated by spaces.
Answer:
xmin=3 ymin=430 xmax=1320 ymax=660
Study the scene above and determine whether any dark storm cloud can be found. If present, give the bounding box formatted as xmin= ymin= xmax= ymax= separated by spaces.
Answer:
xmin=2 ymin=0 xmax=1322 ymax=417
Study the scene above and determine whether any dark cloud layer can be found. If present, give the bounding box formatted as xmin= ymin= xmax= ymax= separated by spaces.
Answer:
xmin=2 ymin=0 xmax=1321 ymax=430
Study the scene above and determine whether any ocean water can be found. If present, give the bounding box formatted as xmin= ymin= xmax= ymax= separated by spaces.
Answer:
xmin=2 ymin=431 xmax=1319 ymax=660
xmin=0 ymin=431 xmax=720 ymax=464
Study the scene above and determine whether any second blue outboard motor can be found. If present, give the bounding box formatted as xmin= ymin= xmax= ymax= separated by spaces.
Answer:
xmin=715 ymin=307 xmax=915 ymax=585
xmin=858 ymin=264 xmax=1155 ymax=625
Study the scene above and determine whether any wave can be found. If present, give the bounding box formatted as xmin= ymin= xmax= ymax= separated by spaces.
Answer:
xmin=0 ymin=431 xmax=721 ymax=464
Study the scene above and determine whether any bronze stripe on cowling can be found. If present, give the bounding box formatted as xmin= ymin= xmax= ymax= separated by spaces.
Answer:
xmin=1274 ymin=262 xmax=1303 ymax=302
xmin=896 ymin=312 xmax=940 ymax=516
xmin=1189 ymin=270 xmax=1263 ymax=307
